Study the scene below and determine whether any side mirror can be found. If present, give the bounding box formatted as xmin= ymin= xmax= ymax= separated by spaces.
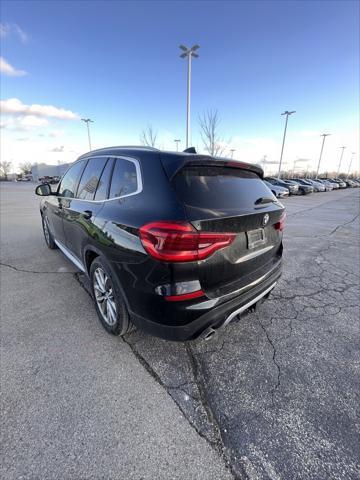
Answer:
xmin=35 ymin=183 xmax=52 ymax=196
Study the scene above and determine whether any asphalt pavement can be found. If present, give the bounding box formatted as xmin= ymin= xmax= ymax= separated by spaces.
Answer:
xmin=1 ymin=182 xmax=359 ymax=479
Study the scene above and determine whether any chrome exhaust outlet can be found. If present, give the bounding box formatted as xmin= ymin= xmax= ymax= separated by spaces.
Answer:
xmin=200 ymin=282 xmax=277 ymax=341
xmin=200 ymin=327 xmax=217 ymax=341
xmin=221 ymin=282 xmax=277 ymax=331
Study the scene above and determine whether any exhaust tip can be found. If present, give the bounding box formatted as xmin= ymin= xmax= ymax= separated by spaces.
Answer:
xmin=202 ymin=328 xmax=217 ymax=341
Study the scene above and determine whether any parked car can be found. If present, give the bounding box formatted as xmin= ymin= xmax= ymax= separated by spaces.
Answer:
xmin=39 ymin=176 xmax=58 ymax=185
xmin=319 ymin=178 xmax=339 ymax=189
xmin=263 ymin=180 xmax=289 ymax=198
xmin=265 ymin=177 xmax=299 ymax=195
xmin=345 ymin=179 xmax=357 ymax=188
xmin=303 ymin=179 xmax=326 ymax=192
xmin=283 ymin=180 xmax=313 ymax=195
xmin=330 ymin=178 xmax=347 ymax=188
xmin=312 ymin=179 xmax=333 ymax=191
xmin=290 ymin=178 xmax=324 ymax=192
xmin=35 ymin=147 xmax=285 ymax=341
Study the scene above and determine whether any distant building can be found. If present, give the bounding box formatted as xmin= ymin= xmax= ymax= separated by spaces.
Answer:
xmin=31 ymin=163 xmax=70 ymax=182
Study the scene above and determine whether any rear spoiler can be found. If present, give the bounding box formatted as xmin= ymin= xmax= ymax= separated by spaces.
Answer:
xmin=160 ymin=154 xmax=264 ymax=180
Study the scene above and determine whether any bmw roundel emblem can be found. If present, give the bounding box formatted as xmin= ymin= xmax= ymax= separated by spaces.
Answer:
xmin=262 ymin=214 xmax=270 ymax=226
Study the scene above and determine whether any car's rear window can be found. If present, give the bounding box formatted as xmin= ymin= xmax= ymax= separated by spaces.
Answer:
xmin=172 ymin=166 xmax=270 ymax=209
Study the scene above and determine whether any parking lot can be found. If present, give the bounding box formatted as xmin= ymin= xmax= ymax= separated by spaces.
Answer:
xmin=1 ymin=182 xmax=359 ymax=479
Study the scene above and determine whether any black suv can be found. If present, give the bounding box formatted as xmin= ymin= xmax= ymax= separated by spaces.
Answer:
xmin=36 ymin=147 xmax=284 ymax=341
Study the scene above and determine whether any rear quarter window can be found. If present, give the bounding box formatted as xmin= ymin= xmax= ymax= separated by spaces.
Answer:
xmin=172 ymin=166 xmax=270 ymax=209
xmin=109 ymin=158 xmax=138 ymax=199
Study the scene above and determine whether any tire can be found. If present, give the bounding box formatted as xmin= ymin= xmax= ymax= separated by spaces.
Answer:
xmin=90 ymin=256 xmax=133 ymax=336
xmin=41 ymin=214 xmax=57 ymax=249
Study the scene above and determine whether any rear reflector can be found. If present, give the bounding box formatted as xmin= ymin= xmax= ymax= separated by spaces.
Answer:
xmin=274 ymin=212 xmax=286 ymax=231
xmin=165 ymin=289 xmax=205 ymax=302
xmin=139 ymin=221 xmax=236 ymax=262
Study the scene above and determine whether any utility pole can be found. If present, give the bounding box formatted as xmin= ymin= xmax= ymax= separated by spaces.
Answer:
xmin=179 ymin=45 xmax=200 ymax=148
xmin=337 ymin=146 xmax=346 ymax=176
xmin=174 ymin=139 xmax=181 ymax=152
xmin=346 ymin=152 xmax=356 ymax=179
xmin=278 ymin=110 xmax=296 ymax=178
xmin=316 ymin=133 xmax=331 ymax=178
xmin=81 ymin=118 xmax=94 ymax=151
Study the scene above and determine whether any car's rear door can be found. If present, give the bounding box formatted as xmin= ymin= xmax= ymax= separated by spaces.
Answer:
xmin=62 ymin=156 xmax=114 ymax=262
xmin=171 ymin=163 xmax=285 ymax=299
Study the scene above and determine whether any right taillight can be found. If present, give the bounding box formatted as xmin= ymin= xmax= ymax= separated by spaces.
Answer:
xmin=274 ymin=212 xmax=286 ymax=231
xmin=139 ymin=221 xmax=236 ymax=262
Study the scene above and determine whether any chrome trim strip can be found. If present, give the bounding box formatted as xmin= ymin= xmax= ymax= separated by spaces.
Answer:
xmin=57 ymin=155 xmax=143 ymax=204
xmin=217 ymin=269 xmax=274 ymax=301
xmin=235 ymin=245 xmax=274 ymax=264
xmin=54 ymin=240 xmax=86 ymax=272
xmin=222 ymin=282 xmax=277 ymax=328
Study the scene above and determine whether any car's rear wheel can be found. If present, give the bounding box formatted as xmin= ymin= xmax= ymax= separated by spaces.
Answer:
xmin=90 ymin=257 xmax=133 ymax=336
xmin=42 ymin=214 xmax=57 ymax=249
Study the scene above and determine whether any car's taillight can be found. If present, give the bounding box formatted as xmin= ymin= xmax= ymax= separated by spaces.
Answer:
xmin=139 ymin=221 xmax=236 ymax=262
xmin=274 ymin=212 xmax=286 ymax=231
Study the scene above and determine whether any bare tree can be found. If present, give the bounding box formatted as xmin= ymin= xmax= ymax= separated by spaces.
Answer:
xmin=0 ymin=161 xmax=12 ymax=180
xmin=140 ymin=125 xmax=158 ymax=147
xmin=199 ymin=109 xmax=227 ymax=157
xmin=19 ymin=162 xmax=32 ymax=174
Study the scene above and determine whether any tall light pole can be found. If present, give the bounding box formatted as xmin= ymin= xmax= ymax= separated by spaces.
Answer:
xmin=316 ymin=133 xmax=331 ymax=178
xmin=174 ymin=139 xmax=181 ymax=151
xmin=337 ymin=146 xmax=346 ymax=176
xmin=230 ymin=149 xmax=236 ymax=159
xmin=81 ymin=118 xmax=93 ymax=151
xmin=179 ymin=44 xmax=200 ymax=149
xmin=346 ymin=152 xmax=356 ymax=179
xmin=278 ymin=110 xmax=296 ymax=178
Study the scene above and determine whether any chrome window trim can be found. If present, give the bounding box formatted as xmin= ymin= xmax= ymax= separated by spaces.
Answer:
xmin=57 ymin=155 xmax=143 ymax=203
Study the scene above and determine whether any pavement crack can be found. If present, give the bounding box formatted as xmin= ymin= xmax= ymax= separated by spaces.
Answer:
xmin=185 ymin=344 xmax=243 ymax=480
xmin=328 ymin=213 xmax=360 ymax=236
xmin=258 ymin=319 xmax=281 ymax=403
xmin=123 ymin=337 xmax=238 ymax=478
xmin=0 ymin=262 xmax=75 ymax=274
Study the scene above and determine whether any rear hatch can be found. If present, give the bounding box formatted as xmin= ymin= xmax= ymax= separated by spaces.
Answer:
xmin=162 ymin=155 xmax=284 ymax=299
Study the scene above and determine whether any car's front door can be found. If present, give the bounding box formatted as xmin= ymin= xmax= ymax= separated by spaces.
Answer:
xmin=62 ymin=156 xmax=114 ymax=263
xmin=45 ymin=160 xmax=86 ymax=245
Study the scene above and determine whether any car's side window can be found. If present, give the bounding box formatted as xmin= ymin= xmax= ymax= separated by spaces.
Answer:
xmin=94 ymin=158 xmax=114 ymax=201
xmin=76 ymin=157 xmax=107 ymax=201
xmin=58 ymin=160 xmax=86 ymax=198
xmin=109 ymin=158 xmax=138 ymax=199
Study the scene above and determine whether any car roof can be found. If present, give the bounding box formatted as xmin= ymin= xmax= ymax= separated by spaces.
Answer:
xmin=77 ymin=146 xmax=263 ymax=178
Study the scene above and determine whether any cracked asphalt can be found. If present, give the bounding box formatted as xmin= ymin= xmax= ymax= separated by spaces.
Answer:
xmin=1 ymin=182 xmax=360 ymax=479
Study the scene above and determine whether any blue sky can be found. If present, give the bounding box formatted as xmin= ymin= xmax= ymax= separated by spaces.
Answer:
xmin=1 ymin=0 xmax=359 ymax=173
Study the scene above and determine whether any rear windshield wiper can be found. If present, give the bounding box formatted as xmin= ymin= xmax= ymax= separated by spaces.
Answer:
xmin=255 ymin=197 xmax=277 ymax=205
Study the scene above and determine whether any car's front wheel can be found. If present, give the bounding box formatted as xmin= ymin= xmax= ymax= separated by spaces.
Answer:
xmin=90 ymin=257 xmax=133 ymax=336
xmin=41 ymin=214 xmax=57 ymax=249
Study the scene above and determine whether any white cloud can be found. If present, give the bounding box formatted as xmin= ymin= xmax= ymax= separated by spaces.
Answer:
xmin=0 ymin=23 xmax=29 ymax=43
xmin=50 ymin=146 xmax=65 ymax=152
xmin=1 ymin=98 xmax=79 ymax=120
xmin=0 ymin=57 xmax=27 ymax=77
xmin=1 ymin=115 xmax=49 ymax=131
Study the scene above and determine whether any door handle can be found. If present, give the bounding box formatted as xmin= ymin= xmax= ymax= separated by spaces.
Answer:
xmin=83 ymin=210 xmax=92 ymax=220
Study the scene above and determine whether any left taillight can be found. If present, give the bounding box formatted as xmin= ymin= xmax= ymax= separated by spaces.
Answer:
xmin=139 ymin=221 xmax=236 ymax=262
xmin=274 ymin=212 xmax=286 ymax=231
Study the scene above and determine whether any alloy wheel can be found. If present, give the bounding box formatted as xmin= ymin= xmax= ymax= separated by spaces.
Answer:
xmin=93 ymin=267 xmax=117 ymax=326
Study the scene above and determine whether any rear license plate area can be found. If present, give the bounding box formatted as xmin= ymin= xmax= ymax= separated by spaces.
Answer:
xmin=246 ymin=228 xmax=266 ymax=249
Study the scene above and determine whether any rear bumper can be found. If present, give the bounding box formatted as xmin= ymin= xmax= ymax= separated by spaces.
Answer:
xmin=129 ymin=262 xmax=282 ymax=341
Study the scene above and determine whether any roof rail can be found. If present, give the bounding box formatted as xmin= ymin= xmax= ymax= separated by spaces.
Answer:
xmin=77 ymin=145 xmax=160 ymax=159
